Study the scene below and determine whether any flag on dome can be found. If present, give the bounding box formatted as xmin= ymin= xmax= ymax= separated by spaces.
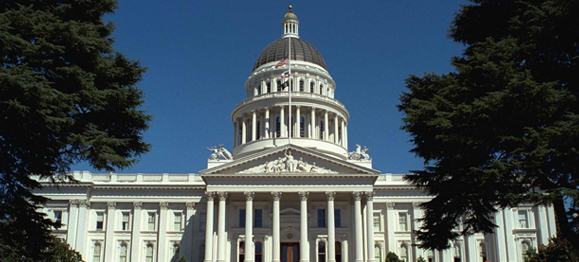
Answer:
xmin=276 ymin=56 xmax=289 ymax=68
xmin=281 ymin=71 xmax=290 ymax=79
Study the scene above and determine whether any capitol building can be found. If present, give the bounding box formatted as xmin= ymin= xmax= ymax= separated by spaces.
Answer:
xmin=37 ymin=7 xmax=556 ymax=262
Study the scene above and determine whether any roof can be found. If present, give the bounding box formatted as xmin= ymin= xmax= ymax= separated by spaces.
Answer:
xmin=252 ymin=37 xmax=328 ymax=71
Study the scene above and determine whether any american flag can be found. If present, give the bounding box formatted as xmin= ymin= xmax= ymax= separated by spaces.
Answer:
xmin=275 ymin=56 xmax=289 ymax=68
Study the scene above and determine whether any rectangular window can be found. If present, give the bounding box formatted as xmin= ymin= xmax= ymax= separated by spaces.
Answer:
xmin=146 ymin=245 xmax=154 ymax=262
xmin=54 ymin=210 xmax=62 ymax=224
xmin=335 ymin=209 xmax=341 ymax=228
xmin=121 ymin=212 xmax=130 ymax=231
xmin=318 ymin=209 xmax=326 ymax=228
xmin=399 ymin=212 xmax=408 ymax=231
xmin=96 ymin=212 xmax=104 ymax=230
xmin=119 ymin=244 xmax=128 ymax=262
xmin=373 ymin=213 xmax=381 ymax=231
xmin=200 ymin=213 xmax=207 ymax=231
xmin=240 ymin=209 xmax=246 ymax=228
xmin=254 ymin=209 xmax=263 ymax=228
xmin=147 ymin=212 xmax=156 ymax=231
xmin=518 ymin=210 xmax=529 ymax=228
xmin=174 ymin=212 xmax=182 ymax=231
xmin=93 ymin=243 xmax=102 ymax=262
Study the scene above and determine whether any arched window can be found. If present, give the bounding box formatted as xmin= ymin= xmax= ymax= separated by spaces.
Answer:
xmin=93 ymin=242 xmax=102 ymax=262
xmin=336 ymin=242 xmax=342 ymax=262
xmin=318 ymin=241 xmax=326 ymax=262
xmin=299 ymin=117 xmax=305 ymax=137
xmin=400 ymin=244 xmax=409 ymax=262
xmin=255 ymin=242 xmax=263 ymax=262
xmin=299 ymin=80 xmax=304 ymax=92
xmin=146 ymin=244 xmax=154 ymax=262
xmin=521 ymin=241 xmax=532 ymax=258
xmin=453 ymin=244 xmax=461 ymax=262
xmin=320 ymin=84 xmax=324 ymax=95
xmin=267 ymin=82 xmax=271 ymax=93
xmin=276 ymin=117 xmax=281 ymax=138
xmin=374 ymin=244 xmax=382 ymax=262
xmin=256 ymin=120 xmax=261 ymax=139
xmin=319 ymin=121 xmax=324 ymax=140
xmin=426 ymin=250 xmax=435 ymax=262
xmin=479 ymin=242 xmax=487 ymax=261
xmin=119 ymin=243 xmax=128 ymax=262
xmin=310 ymin=82 xmax=314 ymax=93
xmin=239 ymin=241 xmax=245 ymax=262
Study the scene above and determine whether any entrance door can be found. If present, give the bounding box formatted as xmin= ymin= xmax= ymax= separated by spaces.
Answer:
xmin=281 ymin=243 xmax=299 ymax=262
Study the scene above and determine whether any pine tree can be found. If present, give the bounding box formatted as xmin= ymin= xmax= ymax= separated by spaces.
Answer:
xmin=0 ymin=0 xmax=151 ymax=259
xmin=399 ymin=0 xmax=579 ymax=250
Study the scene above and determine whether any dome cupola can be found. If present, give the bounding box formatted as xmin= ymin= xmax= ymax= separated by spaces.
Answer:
xmin=282 ymin=5 xmax=299 ymax=38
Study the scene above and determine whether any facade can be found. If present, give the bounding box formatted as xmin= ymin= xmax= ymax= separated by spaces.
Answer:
xmin=36 ymin=8 xmax=557 ymax=262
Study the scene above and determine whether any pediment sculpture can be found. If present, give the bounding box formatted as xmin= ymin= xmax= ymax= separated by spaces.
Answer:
xmin=239 ymin=150 xmax=337 ymax=174
xmin=348 ymin=144 xmax=371 ymax=160
xmin=207 ymin=144 xmax=233 ymax=160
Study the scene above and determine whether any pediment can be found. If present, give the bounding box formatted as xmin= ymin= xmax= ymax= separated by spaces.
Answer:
xmin=199 ymin=145 xmax=379 ymax=175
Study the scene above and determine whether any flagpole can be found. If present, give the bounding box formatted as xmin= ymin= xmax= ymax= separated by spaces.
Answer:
xmin=288 ymin=36 xmax=292 ymax=145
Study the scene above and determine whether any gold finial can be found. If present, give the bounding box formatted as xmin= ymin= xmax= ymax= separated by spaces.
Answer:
xmin=289 ymin=5 xmax=292 ymax=12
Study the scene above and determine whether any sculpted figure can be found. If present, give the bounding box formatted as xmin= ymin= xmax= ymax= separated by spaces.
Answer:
xmin=207 ymin=146 xmax=223 ymax=160
xmin=285 ymin=150 xmax=296 ymax=172
xmin=362 ymin=146 xmax=371 ymax=160
xmin=219 ymin=144 xmax=233 ymax=160
xmin=296 ymin=157 xmax=307 ymax=172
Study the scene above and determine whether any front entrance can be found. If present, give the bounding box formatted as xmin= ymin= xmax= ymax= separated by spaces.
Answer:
xmin=281 ymin=243 xmax=299 ymax=262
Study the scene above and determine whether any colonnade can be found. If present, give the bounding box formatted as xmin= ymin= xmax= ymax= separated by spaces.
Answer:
xmin=233 ymin=106 xmax=348 ymax=147
xmin=203 ymin=191 xmax=375 ymax=262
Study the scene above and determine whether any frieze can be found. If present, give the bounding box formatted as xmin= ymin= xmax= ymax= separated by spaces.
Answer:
xmin=238 ymin=150 xmax=337 ymax=174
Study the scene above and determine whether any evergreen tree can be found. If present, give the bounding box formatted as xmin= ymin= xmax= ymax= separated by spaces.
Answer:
xmin=385 ymin=251 xmax=402 ymax=262
xmin=398 ymin=0 xmax=579 ymax=250
xmin=0 ymin=0 xmax=150 ymax=259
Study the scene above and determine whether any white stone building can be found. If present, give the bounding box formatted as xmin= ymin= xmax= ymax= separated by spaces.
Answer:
xmin=36 ymin=7 xmax=557 ymax=262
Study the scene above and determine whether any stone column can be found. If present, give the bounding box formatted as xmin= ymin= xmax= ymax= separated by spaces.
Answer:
xmin=265 ymin=108 xmax=270 ymax=139
xmin=158 ymin=202 xmax=169 ymax=261
xmin=234 ymin=119 xmax=239 ymax=147
xmin=280 ymin=106 xmax=285 ymax=138
xmin=299 ymin=191 xmax=309 ymax=262
xmin=242 ymin=114 xmax=247 ymax=144
xmin=344 ymin=123 xmax=348 ymax=149
xmin=326 ymin=192 xmax=336 ymax=262
xmin=245 ymin=192 xmax=255 ymax=262
xmin=334 ymin=115 xmax=339 ymax=144
xmin=185 ymin=202 xmax=196 ymax=261
xmin=104 ymin=202 xmax=116 ymax=262
xmin=296 ymin=106 xmax=301 ymax=138
xmin=216 ymin=192 xmax=228 ymax=262
xmin=66 ymin=200 xmax=79 ymax=248
xmin=75 ymin=200 xmax=90 ymax=255
xmin=366 ymin=193 xmax=375 ymax=262
xmin=310 ymin=108 xmax=316 ymax=139
xmin=204 ymin=192 xmax=215 ymax=262
xmin=324 ymin=111 xmax=329 ymax=141
xmin=386 ymin=202 xmax=395 ymax=252
xmin=340 ymin=120 xmax=345 ymax=147
xmin=272 ymin=192 xmax=282 ymax=262
xmin=353 ymin=192 xmax=364 ymax=262
xmin=252 ymin=110 xmax=257 ymax=142
xmin=130 ymin=202 xmax=143 ymax=261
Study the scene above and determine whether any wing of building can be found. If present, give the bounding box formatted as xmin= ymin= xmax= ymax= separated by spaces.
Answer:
xmin=35 ymin=7 xmax=557 ymax=262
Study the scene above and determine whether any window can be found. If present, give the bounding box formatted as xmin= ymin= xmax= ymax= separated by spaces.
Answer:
xmin=145 ymin=244 xmax=154 ymax=262
xmin=172 ymin=242 xmax=180 ymax=259
xmin=254 ymin=209 xmax=263 ymax=228
xmin=200 ymin=213 xmax=206 ymax=231
xmin=375 ymin=245 xmax=381 ymax=262
xmin=373 ymin=213 xmax=381 ymax=231
xmin=480 ymin=242 xmax=487 ymax=262
xmin=239 ymin=241 xmax=245 ymax=262
xmin=96 ymin=212 xmax=104 ymax=230
xmin=122 ymin=212 xmax=130 ymax=231
xmin=398 ymin=212 xmax=408 ymax=231
xmin=318 ymin=209 xmax=326 ymax=228
xmin=318 ymin=241 xmax=326 ymax=262
xmin=277 ymin=80 xmax=282 ymax=92
xmin=336 ymin=242 xmax=342 ymax=262
xmin=93 ymin=242 xmax=102 ymax=262
xmin=400 ymin=244 xmax=409 ymax=262
xmin=53 ymin=210 xmax=62 ymax=229
xmin=276 ymin=117 xmax=281 ymax=137
xmin=255 ymin=242 xmax=263 ymax=262
xmin=267 ymin=82 xmax=271 ymax=93
xmin=426 ymin=250 xmax=435 ymax=262
xmin=319 ymin=121 xmax=324 ymax=139
xmin=522 ymin=241 xmax=531 ymax=253
xmin=299 ymin=80 xmax=304 ymax=91
xmin=256 ymin=85 xmax=261 ymax=95
xmin=335 ymin=209 xmax=341 ymax=228
xmin=518 ymin=210 xmax=529 ymax=228
xmin=310 ymin=82 xmax=314 ymax=93
xmin=299 ymin=117 xmax=305 ymax=137
xmin=257 ymin=120 xmax=261 ymax=138
xmin=147 ymin=212 xmax=156 ymax=231
xmin=320 ymin=84 xmax=324 ymax=95
xmin=240 ymin=209 xmax=246 ymax=228
xmin=119 ymin=243 xmax=128 ymax=262
xmin=174 ymin=212 xmax=182 ymax=231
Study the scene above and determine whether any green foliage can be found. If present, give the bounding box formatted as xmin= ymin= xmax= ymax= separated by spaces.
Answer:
xmin=177 ymin=255 xmax=189 ymax=262
xmin=398 ymin=0 xmax=579 ymax=250
xmin=524 ymin=248 xmax=536 ymax=262
xmin=385 ymin=251 xmax=402 ymax=262
xmin=0 ymin=0 xmax=150 ymax=259
xmin=417 ymin=256 xmax=426 ymax=262
xmin=528 ymin=238 xmax=579 ymax=262
xmin=0 ymin=236 xmax=83 ymax=261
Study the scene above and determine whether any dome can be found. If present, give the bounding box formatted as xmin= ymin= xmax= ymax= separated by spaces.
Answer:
xmin=252 ymin=38 xmax=328 ymax=71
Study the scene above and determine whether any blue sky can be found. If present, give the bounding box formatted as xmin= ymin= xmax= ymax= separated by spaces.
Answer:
xmin=73 ymin=0 xmax=469 ymax=174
